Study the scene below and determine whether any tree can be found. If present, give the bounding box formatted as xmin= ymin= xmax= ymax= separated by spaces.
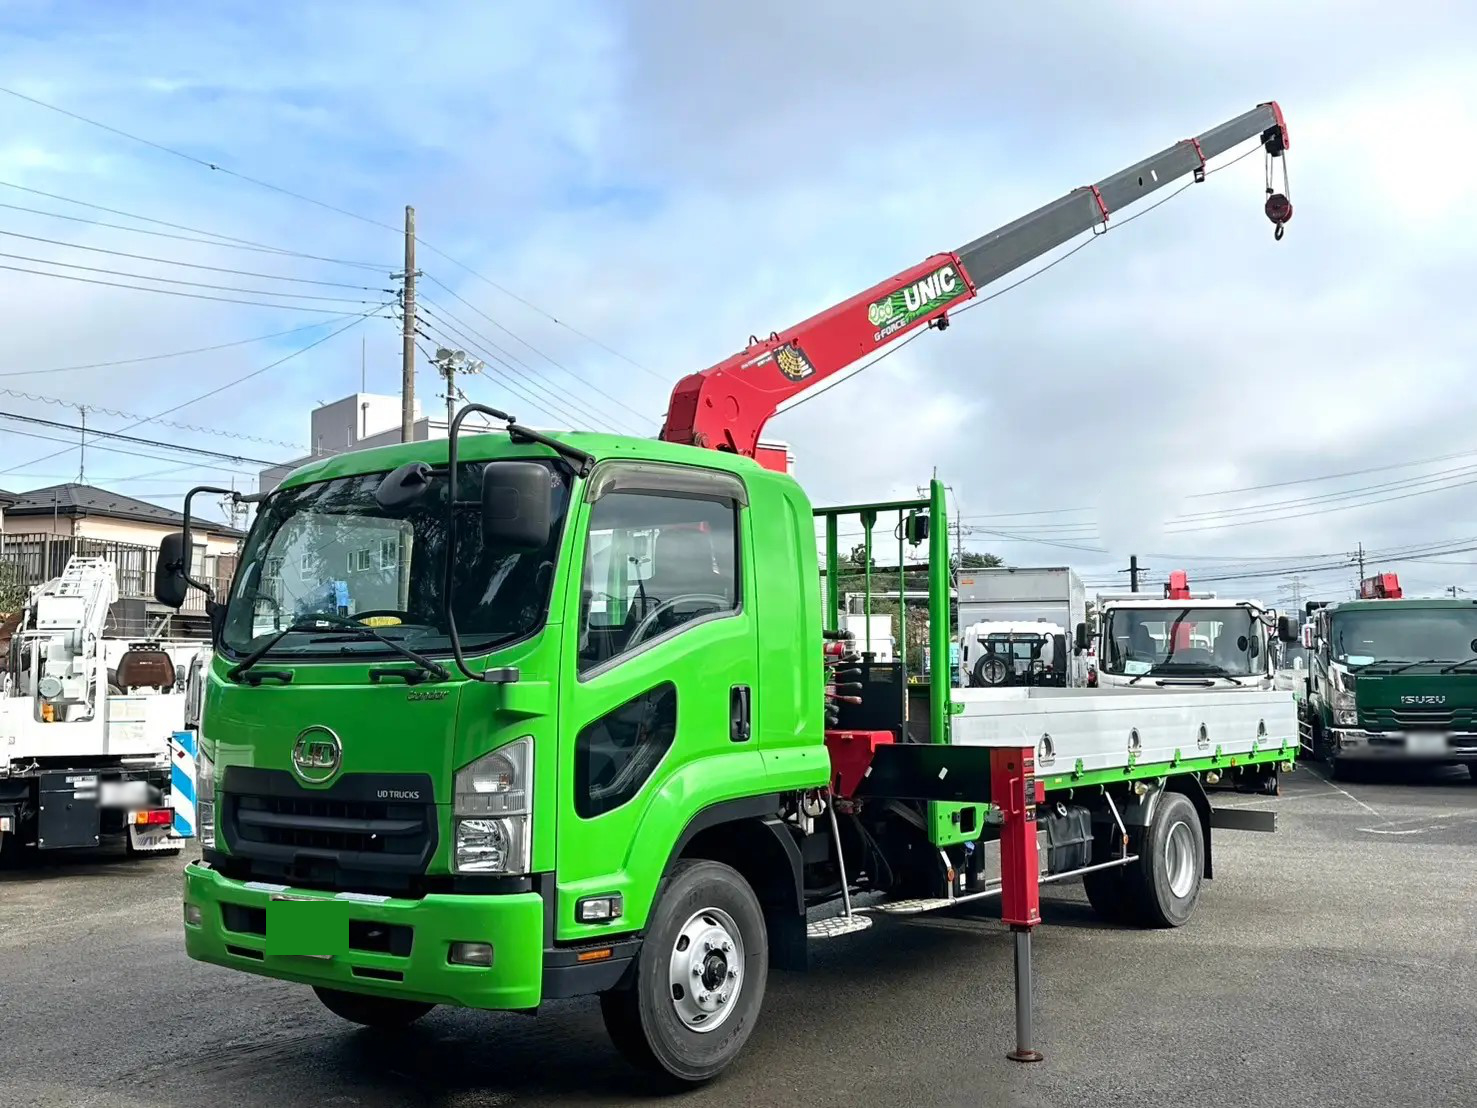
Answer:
xmin=0 ymin=561 xmax=26 ymax=617
xmin=956 ymin=550 xmax=1002 ymax=570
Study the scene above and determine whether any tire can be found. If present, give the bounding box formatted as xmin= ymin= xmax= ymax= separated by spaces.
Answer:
xmin=600 ymin=859 xmax=767 ymax=1084
xmin=312 ymin=986 xmax=435 ymax=1028
xmin=1464 ymin=762 xmax=1477 ymax=785
xmin=1082 ymin=865 xmax=1133 ymax=923
xmin=973 ymin=655 xmax=1010 ymax=688
xmin=1124 ymin=791 xmax=1204 ymax=928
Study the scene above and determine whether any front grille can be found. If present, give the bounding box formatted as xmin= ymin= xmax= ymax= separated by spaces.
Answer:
xmin=219 ymin=767 xmax=436 ymax=892
xmin=1361 ymin=707 xmax=1475 ymax=731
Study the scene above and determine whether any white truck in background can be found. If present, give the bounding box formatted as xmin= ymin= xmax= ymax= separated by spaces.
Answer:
xmin=957 ymin=566 xmax=1088 ymax=687
xmin=0 ymin=557 xmax=194 ymax=861
xmin=1082 ymin=570 xmax=1299 ymax=692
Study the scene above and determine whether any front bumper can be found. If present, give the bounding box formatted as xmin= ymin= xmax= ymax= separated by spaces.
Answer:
xmin=1330 ymin=729 xmax=1477 ymax=762
xmin=182 ymin=861 xmax=545 ymax=1009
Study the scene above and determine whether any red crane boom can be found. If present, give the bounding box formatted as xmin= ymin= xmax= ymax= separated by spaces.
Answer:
xmin=659 ymin=102 xmax=1291 ymax=469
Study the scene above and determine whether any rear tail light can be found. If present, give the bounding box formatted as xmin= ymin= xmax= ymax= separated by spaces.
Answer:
xmin=135 ymin=809 xmax=172 ymax=826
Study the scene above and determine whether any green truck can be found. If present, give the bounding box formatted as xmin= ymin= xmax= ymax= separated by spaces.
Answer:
xmin=156 ymin=103 xmax=1298 ymax=1083
xmin=1303 ymin=574 xmax=1477 ymax=779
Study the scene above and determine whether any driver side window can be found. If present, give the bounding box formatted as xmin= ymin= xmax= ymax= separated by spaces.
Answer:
xmin=577 ymin=488 xmax=739 ymax=674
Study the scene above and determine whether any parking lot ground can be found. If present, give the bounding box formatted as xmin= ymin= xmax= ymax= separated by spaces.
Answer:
xmin=3 ymin=763 xmax=1475 ymax=1108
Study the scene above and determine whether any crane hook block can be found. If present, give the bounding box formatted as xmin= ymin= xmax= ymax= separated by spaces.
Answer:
xmin=1265 ymin=192 xmax=1292 ymax=240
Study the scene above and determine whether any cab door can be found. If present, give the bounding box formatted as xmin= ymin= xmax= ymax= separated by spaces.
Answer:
xmin=555 ymin=462 xmax=762 ymax=941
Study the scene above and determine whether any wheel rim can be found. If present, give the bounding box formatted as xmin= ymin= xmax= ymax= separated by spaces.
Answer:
xmin=667 ymin=906 xmax=744 ymax=1033
xmin=1164 ymin=820 xmax=1198 ymax=898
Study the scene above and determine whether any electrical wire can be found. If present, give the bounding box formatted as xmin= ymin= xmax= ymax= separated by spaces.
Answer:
xmin=0 ymin=423 xmax=260 ymax=475
xmin=0 ymin=227 xmax=390 ymax=289
xmin=0 ymin=177 xmax=390 ymax=270
xmin=1 ymin=308 xmax=380 ymax=475
xmin=0 ymin=410 xmax=282 ymax=466
xmin=0 ymin=318 xmax=368 ymax=379
xmin=416 ymin=312 xmax=634 ymax=435
xmin=0 ymin=249 xmax=387 ymax=303
xmin=0 ymin=261 xmax=393 ymax=314
xmin=419 ymin=283 xmax=657 ymax=424
xmin=0 ymin=88 xmax=651 ymax=373
xmin=0 ymin=387 xmax=307 ymax=450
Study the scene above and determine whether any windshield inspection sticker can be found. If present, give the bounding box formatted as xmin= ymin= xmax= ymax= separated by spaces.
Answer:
xmin=1124 ymin=660 xmax=1153 ymax=675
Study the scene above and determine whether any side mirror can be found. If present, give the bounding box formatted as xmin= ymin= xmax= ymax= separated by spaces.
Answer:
xmin=1074 ymin=622 xmax=1090 ymax=654
xmin=1301 ymin=624 xmax=1315 ymax=649
xmin=481 ymin=461 xmax=553 ymax=549
xmin=1277 ymin=615 xmax=1298 ymax=643
xmin=1248 ymin=636 xmax=1261 ymax=660
xmin=375 ymin=462 xmax=434 ymax=512
xmin=154 ymin=532 xmax=189 ymax=609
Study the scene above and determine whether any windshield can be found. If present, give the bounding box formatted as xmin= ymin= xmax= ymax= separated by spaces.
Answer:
xmin=1331 ymin=608 xmax=1477 ymax=666
xmin=1278 ymin=643 xmax=1308 ymax=669
xmin=222 ymin=461 xmax=570 ymax=659
xmin=1103 ymin=606 xmax=1262 ymax=677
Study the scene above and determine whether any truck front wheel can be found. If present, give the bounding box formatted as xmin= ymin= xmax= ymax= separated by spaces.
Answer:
xmin=600 ymin=859 xmax=768 ymax=1084
xmin=312 ymin=986 xmax=434 ymax=1028
xmin=1124 ymin=791 xmax=1204 ymax=927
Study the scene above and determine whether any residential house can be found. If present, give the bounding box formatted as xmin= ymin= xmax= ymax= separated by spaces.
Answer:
xmin=0 ymin=483 xmax=243 ymax=637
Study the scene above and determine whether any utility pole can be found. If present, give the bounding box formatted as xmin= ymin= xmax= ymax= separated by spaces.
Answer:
xmin=1448 ymin=585 xmax=1466 ymax=598
xmin=432 ymin=348 xmax=484 ymax=428
xmin=76 ymin=405 xmax=87 ymax=482
xmin=1121 ymin=554 xmax=1147 ymax=593
xmin=1352 ymin=542 xmax=1366 ymax=581
xmin=398 ymin=205 xmax=418 ymax=443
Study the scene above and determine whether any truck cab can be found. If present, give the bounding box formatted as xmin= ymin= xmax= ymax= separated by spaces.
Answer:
xmin=1086 ymin=573 xmax=1296 ymax=692
xmin=1304 ymin=575 xmax=1477 ymax=777
xmin=959 ymin=620 xmax=1068 ymax=688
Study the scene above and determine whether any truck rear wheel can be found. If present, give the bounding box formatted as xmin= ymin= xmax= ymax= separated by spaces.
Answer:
xmin=312 ymin=986 xmax=434 ymax=1028
xmin=1124 ymin=791 xmax=1204 ymax=927
xmin=599 ymin=859 xmax=767 ymax=1084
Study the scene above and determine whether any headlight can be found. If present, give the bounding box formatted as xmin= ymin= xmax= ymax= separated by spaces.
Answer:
xmin=453 ymin=737 xmax=531 ymax=875
xmin=1332 ymin=669 xmax=1357 ymax=728
xmin=196 ymin=744 xmax=216 ymax=850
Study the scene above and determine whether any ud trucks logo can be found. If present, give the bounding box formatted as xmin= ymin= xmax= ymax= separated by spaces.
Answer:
xmin=866 ymin=263 xmax=968 ymax=342
xmin=1400 ymin=695 xmax=1446 ymax=705
xmin=291 ymin=726 xmax=342 ymax=785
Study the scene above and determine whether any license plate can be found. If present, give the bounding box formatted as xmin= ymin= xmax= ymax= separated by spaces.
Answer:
xmin=265 ymin=896 xmax=346 ymax=958
xmin=1406 ymin=732 xmax=1448 ymax=755
xmin=99 ymin=780 xmax=150 ymax=808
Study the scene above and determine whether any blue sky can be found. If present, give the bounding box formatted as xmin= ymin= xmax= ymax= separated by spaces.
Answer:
xmin=2 ymin=1 xmax=1476 ymax=601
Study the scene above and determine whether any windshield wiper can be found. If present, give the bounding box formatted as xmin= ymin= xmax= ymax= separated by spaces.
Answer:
xmin=228 ymin=612 xmax=449 ymax=684
xmin=1439 ymin=656 xmax=1477 ymax=673
xmin=1381 ymin=658 xmax=1445 ymax=673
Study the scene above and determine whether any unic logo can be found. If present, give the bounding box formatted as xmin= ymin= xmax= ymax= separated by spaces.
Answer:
xmin=291 ymin=725 xmax=343 ymax=785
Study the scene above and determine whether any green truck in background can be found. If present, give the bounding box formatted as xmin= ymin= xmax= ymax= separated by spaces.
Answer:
xmin=1303 ymin=574 xmax=1477 ymax=779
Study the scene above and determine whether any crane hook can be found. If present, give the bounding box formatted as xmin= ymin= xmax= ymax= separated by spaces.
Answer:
xmin=1265 ymin=192 xmax=1292 ymax=241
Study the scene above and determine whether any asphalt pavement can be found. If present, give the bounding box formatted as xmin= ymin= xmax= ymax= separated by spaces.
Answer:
xmin=3 ymin=763 xmax=1475 ymax=1108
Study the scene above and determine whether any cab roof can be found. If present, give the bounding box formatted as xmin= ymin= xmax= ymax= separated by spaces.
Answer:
xmin=1325 ymin=597 xmax=1477 ymax=613
xmin=276 ymin=430 xmax=778 ymax=492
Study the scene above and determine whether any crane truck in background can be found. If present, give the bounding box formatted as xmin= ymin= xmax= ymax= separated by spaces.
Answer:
xmin=157 ymin=103 xmax=1296 ymax=1084
xmin=1304 ymin=573 xmax=1477 ymax=779
xmin=0 ymin=557 xmax=192 ymax=860
xmin=1084 ymin=570 xmax=1299 ymax=692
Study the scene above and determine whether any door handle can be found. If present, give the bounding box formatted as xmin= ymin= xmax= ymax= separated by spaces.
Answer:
xmin=730 ymin=685 xmax=751 ymax=743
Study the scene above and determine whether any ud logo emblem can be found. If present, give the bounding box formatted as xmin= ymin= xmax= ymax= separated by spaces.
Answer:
xmin=291 ymin=726 xmax=342 ymax=785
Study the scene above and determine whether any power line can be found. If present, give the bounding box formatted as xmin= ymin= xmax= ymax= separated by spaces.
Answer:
xmin=1173 ymin=459 xmax=1477 ymax=523
xmin=0 ymin=87 xmax=649 ymax=372
xmin=0 ymin=260 xmax=394 ymax=315
xmin=0 ymin=249 xmax=387 ymax=304
xmin=419 ymin=283 xmax=657 ymax=423
xmin=0 ymin=318 xmax=368 ymax=380
xmin=0 ymin=177 xmax=390 ymax=270
xmin=2 ymin=309 xmax=380 ymax=475
xmin=0 ymin=423 xmax=262 ymax=476
xmin=1186 ymin=445 xmax=1477 ymax=500
xmin=0 ymin=227 xmax=390 ymax=289
xmin=0 ymin=387 xmax=306 ymax=450
xmin=416 ymin=312 xmax=632 ymax=435
xmin=0 ymin=200 xmax=390 ymax=270
xmin=0 ymin=410 xmax=283 ymax=466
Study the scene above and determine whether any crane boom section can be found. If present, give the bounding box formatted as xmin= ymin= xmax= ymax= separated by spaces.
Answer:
xmin=660 ymin=102 xmax=1289 ymax=464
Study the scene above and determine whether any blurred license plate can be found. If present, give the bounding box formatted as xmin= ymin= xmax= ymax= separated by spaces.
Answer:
xmin=1406 ymin=732 xmax=1448 ymax=755
xmin=265 ymin=896 xmax=346 ymax=958
xmin=99 ymin=780 xmax=149 ymax=808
